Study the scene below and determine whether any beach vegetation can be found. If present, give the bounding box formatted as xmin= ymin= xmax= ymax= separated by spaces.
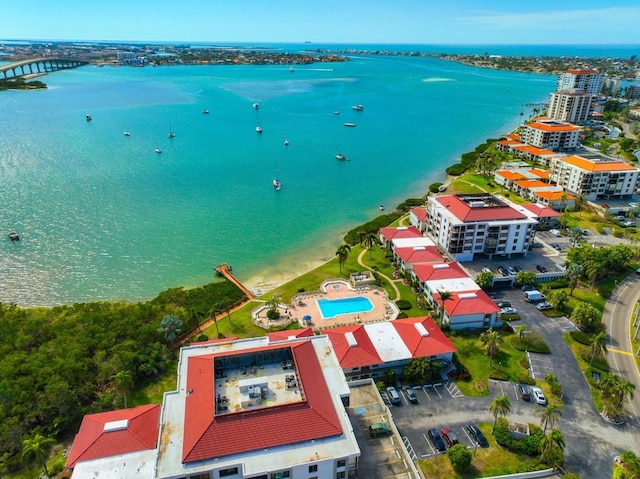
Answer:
xmin=343 ymin=213 xmax=402 ymax=245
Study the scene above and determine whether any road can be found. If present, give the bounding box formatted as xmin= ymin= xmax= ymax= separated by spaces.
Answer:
xmin=603 ymin=275 xmax=640 ymax=425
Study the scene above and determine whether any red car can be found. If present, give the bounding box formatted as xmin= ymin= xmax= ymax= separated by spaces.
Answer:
xmin=440 ymin=428 xmax=459 ymax=448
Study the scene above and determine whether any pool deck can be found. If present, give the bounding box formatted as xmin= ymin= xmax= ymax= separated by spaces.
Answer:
xmin=290 ymin=280 xmax=398 ymax=330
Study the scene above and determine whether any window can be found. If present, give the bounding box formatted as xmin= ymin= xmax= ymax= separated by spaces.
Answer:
xmin=336 ymin=460 xmax=346 ymax=468
xmin=270 ymin=472 xmax=290 ymax=479
xmin=220 ymin=467 xmax=239 ymax=477
xmin=309 ymin=465 xmax=318 ymax=473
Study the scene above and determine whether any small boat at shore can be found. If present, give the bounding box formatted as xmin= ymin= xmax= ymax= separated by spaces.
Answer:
xmin=335 ymin=153 xmax=347 ymax=161
xmin=343 ymin=122 xmax=356 ymax=127
xmin=273 ymin=178 xmax=282 ymax=191
xmin=352 ymin=104 xmax=364 ymax=111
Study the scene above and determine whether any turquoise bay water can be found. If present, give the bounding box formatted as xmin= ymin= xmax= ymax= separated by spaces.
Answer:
xmin=0 ymin=52 xmax=556 ymax=306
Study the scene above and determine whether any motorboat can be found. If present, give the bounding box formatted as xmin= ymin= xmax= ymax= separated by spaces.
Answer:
xmin=352 ymin=104 xmax=364 ymax=111
xmin=335 ymin=153 xmax=347 ymax=161
xmin=8 ymin=232 xmax=19 ymax=241
xmin=85 ymin=114 xmax=92 ymax=121
xmin=253 ymin=103 xmax=260 ymax=110
xmin=256 ymin=126 xmax=263 ymax=133
xmin=123 ymin=131 xmax=130 ymax=136
xmin=155 ymin=148 xmax=162 ymax=154
xmin=333 ymin=111 xmax=340 ymax=115
xmin=273 ymin=178 xmax=282 ymax=191
xmin=284 ymin=139 xmax=289 ymax=146
xmin=343 ymin=122 xmax=356 ymax=127
xmin=202 ymin=109 xmax=209 ymax=114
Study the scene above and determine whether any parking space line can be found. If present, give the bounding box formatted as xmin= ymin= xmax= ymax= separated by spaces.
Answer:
xmin=420 ymin=386 xmax=432 ymax=401
xmin=402 ymin=437 xmax=417 ymax=461
xmin=431 ymin=384 xmax=443 ymax=399
xmin=445 ymin=380 xmax=463 ymax=398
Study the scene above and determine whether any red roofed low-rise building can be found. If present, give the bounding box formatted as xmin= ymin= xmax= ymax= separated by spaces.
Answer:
xmin=409 ymin=207 xmax=429 ymax=233
xmin=322 ymin=316 xmax=456 ymax=380
xmin=426 ymin=193 xmax=538 ymax=262
xmin=394 ymin=245 xmax=444 ymax=273
xmin=379 ymin=225 xmax=422 ymax=248
xmin=68 ymin=335 xmax=360 ymax=479
xmin=433 ymin=289 xmax=502 ymax=330
xmin=521 ymin=203 xmax=561 ymax=228
xmin=66 ymin=404 xmax=160 ymax=478
xmin=411 ymin=262 xmax=468 ymax=290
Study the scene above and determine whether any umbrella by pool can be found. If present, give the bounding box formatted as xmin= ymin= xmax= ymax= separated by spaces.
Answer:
xmin=303 ymin=315 xmax=312 ymax=322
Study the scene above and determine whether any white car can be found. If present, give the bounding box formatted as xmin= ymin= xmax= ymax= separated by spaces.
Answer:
xmin=536 ymin=301 xmax=553 ymax=311
xmin=501 ymin=307 xmax=517 ymax=315
xmin=530 ymin=386 xmax=547 ymax=405
xmin=549 ymin=229 xmax=562 ymax=237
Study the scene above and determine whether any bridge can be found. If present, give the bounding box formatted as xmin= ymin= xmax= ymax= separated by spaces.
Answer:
xmin=0 ymin=57 xmax=89 ymax=79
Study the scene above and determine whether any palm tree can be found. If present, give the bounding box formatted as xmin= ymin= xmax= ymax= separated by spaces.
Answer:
xmin=336 ymin=244 xmax=351 ymax=274
xmin=538 ymin=429 xmax=566 ymax=468
xmin=480 ymin=328 xmax=501 ymax=367
xmin=21 ymin=433 xmax=55 ymax=478
xmin=536 ymin=404 xmax=562 ymax=434
xmin=515 ymin=324 xmax=527 ymax=339
xmin=158 ymin=315 xmax=183 ymax=345
xmin=589 ymin=332 xmax=607 ymax=365
xmin=565 ymin=263 xmax=583 ymax=296
xmin=207 ymin=305 xmax=220 ymax=338
xmin=267 ymin=295 xmax=281 ymax=314
xmin=363 ymin=232 xmax=379 ymax=259
xmin=112 ymin=370 xmax=134 ymax=408
xmin=614 ymin=378 xmax=636 ymax=405
xmin=218 ymin=298 xmax=234 ymax=326
xmin=436 ymin=290 xmax=452 ymax=327
xmin=488 ymin=395 xmax=511 ymax=433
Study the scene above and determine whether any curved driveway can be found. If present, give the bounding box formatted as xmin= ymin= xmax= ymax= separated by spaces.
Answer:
xmin=603 ymin=275 xmax=640 ymax=423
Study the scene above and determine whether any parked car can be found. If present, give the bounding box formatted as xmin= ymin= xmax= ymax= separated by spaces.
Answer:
xmin=497 ymin=301 xmax=511 ymax=308
xmin=440 ymin=428 xmax=459 ymax=448
xmin=369 ymin=422 xmax=391 ymax=438
xmin=549 ymin=229 xmax=562 ymax=237
xmin=536 ymin=301 xmax=553 ymax=311
xmin=386 ymin=386 xmax=401 ymax=405
xmin=506 ymin=266 xmax=517 ymax=276
xmin=629 ymin=202 xmax=638 ymax=208
xmin=602 ymin=203 xmax=610 ymax=209
xmin=501 ymin=306 xmax=517 ymax=314
xmin=465 ymin=424 xmax=489 ymax=447
xmin=524 ymin=290 xmax=546 ymax=303
xmin=536 ymin=264 xmax=547 ymax=273
xmin=623 ymin=221 xmax=635 ymax=227
xmin=513 ymin=265 xmax=523 ymax=273
xmin=531 ymin=386 xmax=547 ymax=405
xmin=497 ymin=266 xmax=507 ymax=276
xmin=551 ymin=243 xmax=562 ymax=250
xmin=518 ymin=384 xmax=531 ymax=401
xmin=428 ymin=428 xmax=447 ymax=453
xmin=481 ymin=267 xmax=492 ymax=274
xmin=403 ymin=386 xmax=418 ymax=404
xmin=636 ymin=268 xmax=640 ymax=275
xmin=521 ymin=284 xmax=536 ymax=292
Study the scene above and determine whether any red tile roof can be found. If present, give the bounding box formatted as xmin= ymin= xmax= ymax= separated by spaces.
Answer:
xmin=495 ymin=170 xmax=526 ymax=181
xmin=521 ymin=203 xmax=561 ymax=218
xmin=267 ymin=328 xmax=315 ymax=342
xmin=412 ymin=262 xmax=468 ymax=283
xmin=435 ymin=195 xmax=526 ymax=222
xmin=565 ymin=69 xmax=599 ymax=75
xmin=526 ymin=121 xmax=580 ymax=132
xmin=392 ymin=317 xmax=456 ymax=358
xmin=379 ymin=226 xmax=422 ymax=241
xmin=395 ymin=245 xmax=444 ymax=264
xmin=324 ymin=325 xmax=382 ymax=368
xmin=66 ymin=404 xmax=160 ymax=467
xmin=182 ymin=341 xmax=342 ymax=463
xmin=440 ymin=290 xmax=501 ymax=316
xmin=410 ymin=207 xmax=428 ymax=222
xmin=514 ymin=179 xmax=548 ymax=189
xmin=560 ymin=155 xmax=637 ymax=172
xmin=504 ymin=133 xmax=521 ymax=141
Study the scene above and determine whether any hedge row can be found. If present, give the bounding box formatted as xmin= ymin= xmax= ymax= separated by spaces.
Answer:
xmin=494 ymin=418 xmax=543 ymax=456
xmin=343 ymin=213 xmax=403 ymax=245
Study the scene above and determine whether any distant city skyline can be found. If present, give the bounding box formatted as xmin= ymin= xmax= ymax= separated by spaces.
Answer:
xmin=3 ymin=0 xmax=640 ymax=45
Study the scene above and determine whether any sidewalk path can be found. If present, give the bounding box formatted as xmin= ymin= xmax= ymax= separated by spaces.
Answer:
xmin=357 ymin=248 xmax=401 ymax=301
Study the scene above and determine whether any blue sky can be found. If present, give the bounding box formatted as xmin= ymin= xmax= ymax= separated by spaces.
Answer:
xmin=3 ymin=0 xmax=640 ymax=44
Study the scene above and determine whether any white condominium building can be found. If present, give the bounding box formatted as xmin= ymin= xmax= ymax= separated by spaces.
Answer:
xmin=549 ymin=155 xmax=640 ymax=201
xmin=556 ymin=69 xmax=603 ymax=95
xmin=519 ymin=119 xmax=581 ymax=151
xmin=425 ymin=193 xmax=538 ymax=262
xmin=547 ymin=90 xmax=593 ymax=124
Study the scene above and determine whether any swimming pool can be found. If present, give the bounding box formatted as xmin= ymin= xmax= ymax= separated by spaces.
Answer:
xmin=317 ymin=296 xmax=374 ymax=319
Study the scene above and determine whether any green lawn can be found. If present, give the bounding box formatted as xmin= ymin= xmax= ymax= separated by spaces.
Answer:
xmin=418 ymin=423 xmax=547 ymax=478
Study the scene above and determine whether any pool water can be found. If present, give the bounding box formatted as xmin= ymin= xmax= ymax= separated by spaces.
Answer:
xmin=317 ymin=296 xmax=374 ymax=319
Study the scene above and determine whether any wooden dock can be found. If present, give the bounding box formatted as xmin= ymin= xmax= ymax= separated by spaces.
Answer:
xmin=214 ymin=264 xmax=255 ymax=299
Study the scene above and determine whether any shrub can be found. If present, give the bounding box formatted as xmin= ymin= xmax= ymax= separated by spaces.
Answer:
xmin=396 ymin=312 xmax=409 ymax=319
xmin=446 ymin=163 xmax=469 ymax=176
xmin=344 ymin=213 xmax=403 ymax=245
xmin=493 ymin=418 xmax=543 ymax=456
xmin=510 ymin=332 xmax=550 ymax=354
xmin=570 ymin=330 xmax=591 ymax=345
xmin=396 ymin=198 xmax=424 ymax=212
xmin=489 ymin=370 xmax=509 ymax=381
xmin=448 ymin=444 xmax=472 ymax=471
xmin=297 ymin=288 xmax=306 ymax=293
xmin=544 ymin=277 xmax=569 ymax=289
xmin=395 ymin=299 xmax=412 ymax=310
xmin=429 ymin=182 xmax=444 ymax=193
xmin=196 ymin=334 xmax=209 ymax=342
xmin=266 ymin=309 xmax=281 ymax=320
xmin=517 ymin=372 xmax=536 ymax=385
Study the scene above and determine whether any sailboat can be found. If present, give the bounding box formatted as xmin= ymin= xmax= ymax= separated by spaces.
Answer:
xmin=155 ymin=142 xmax=162 ymax=154
xmin=168 ymin=120 xmax=175 ymax=138
xmin=289 ymin=65 xmax=294 ymax=73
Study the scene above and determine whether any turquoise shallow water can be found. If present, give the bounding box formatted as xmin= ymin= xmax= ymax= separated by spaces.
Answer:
xmin=0 ymin=51 xmax=557 ymax=306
